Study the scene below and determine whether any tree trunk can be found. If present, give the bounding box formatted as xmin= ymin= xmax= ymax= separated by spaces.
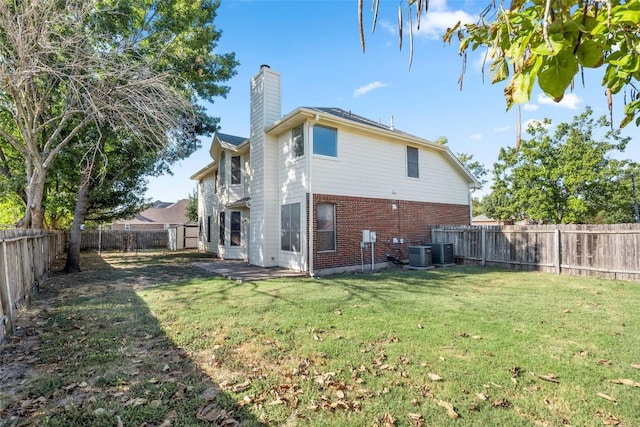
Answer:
xmin=64 ymin=162 xmax=93 ymax=273
xmin=16 ymin=163 xmax=46 ymax=229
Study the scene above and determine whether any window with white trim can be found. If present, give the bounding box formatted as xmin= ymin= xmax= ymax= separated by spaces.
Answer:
xmin=230 ymin=211 xmax=241 ymax=246
xmin=292 ymin=125 xmax=304 ymax=158
xmin=281 ymin=203 xmax=301 ymax=252
xmin=231 ymin=156 xmax=241 ymax=185
xmin=317 ymin=203 xmax=336 ymax=252
xmin=407 ymin=146 xmax=419 ymax=178
xmin=313 ymin=125 xmax=337 ymax=157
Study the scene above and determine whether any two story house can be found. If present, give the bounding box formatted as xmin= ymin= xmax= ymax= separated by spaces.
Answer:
xmin=191 ymin=65 xmax=480 ymax=275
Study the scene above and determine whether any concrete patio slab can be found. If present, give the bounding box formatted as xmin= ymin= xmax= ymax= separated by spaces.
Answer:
xmin=193 ymin=260 xmax=306 ymax=283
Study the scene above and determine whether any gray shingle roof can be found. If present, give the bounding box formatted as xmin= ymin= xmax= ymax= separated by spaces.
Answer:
xmin=305 ymin=107 xmax=413 ymax=136
xmin=217 ymin=132 xmax=248 ymax=146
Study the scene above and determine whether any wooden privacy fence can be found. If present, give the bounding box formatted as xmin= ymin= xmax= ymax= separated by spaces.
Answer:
xmin=432 ymin=224 xmax=640 ymax=281
xmin=80 ymin=229 xmax=168 ymax=251
xmin=0 ymin=229 xmax=66 ymax=341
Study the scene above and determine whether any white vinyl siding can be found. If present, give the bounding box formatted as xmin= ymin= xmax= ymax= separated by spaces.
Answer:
xmin=311 ymin=128 xmax=470 ymax=205
xmin=198 ymin=174 xmax=219 ymax=253
xmin=277 ymin=128 xmax=308 ymax=271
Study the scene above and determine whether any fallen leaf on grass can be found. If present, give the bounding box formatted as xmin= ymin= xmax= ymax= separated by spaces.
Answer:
xmin=428 ymin=373 xmax=443 ymax=381
xmin=334 ymin=309 xmax=342 ymax=315
xmin=597 ymin=392 xmax=617 ymax=403
xmin=609 ymin=378 xmax=640 ymax=387
xmin=631 ymin=363 xmax=640 ymax=369
xmin=417 ymin=324 xmax=424 ymax=329
xmin=231 ymin=380 xmax=252 ymax=393
xmin=158 ymin=410 xmax=177 ymax=427
xmin=408 ymin=413 xmax=424 ymax=427
xmin=491 ymin=399 xmax=511 ymax=408
xmin=436 ymin=400 xmax=458 ymax=418
xmin=373 ymin=412 xmax=396 ymax=427
xmin=602 ymin=414 xmax=623 ymax=425
xmin=476 ymin=392 xmax=488 ymax=401
xmin=598 ymin=359 xmax=613 ymax=366
xmin=196 ymin=404 xmax=238 ymax=425
xmin=538 ymin=374 xmax=559 ymax=383
xmin=127 ymin=397 xmax=148 ymax=407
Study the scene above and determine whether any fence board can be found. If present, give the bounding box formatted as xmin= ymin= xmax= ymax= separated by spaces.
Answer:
xmin=80 ymin=230 xmax=168 ymax=251
xmin=0 ymin=230 xmax=66 ymax=341
xmin=432 ymin=224 xmax=640 ymax=281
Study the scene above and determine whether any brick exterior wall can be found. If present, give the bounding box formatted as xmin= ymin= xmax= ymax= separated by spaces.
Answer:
xmin=311 ymin=194 xmax=470 ymax=272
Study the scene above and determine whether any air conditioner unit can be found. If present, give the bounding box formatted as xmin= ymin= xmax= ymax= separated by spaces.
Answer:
xmin=408 ymin=245 xmax=432 ymax=267
xmin=429 ymin=242 xmax=454 ymax=265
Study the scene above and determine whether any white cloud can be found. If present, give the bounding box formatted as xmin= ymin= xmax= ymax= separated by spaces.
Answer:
xmin=353 ymin=81 xmax=389 ymax=98
xmin=523 ymin=103 xmax=539 ymax=111
xmin=537 ymin=93 xmax=582 ymax=109
xmin=413 ymin=0 xmax=476 ymax=40
xmin=469 ymin=133 xmax=483 ymax=141
xmin=493 ymin=126 xmax=510 ymax=133
xmin=379 ymin=20 xmax=397 ymax=35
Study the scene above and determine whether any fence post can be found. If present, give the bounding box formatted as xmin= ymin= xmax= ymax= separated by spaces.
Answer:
xmin=481 ymin=228 xmax=486 ymax=267
xmin=0 ymin=240 xmax=15 ymax=336
xmin=555 ymin=228 xmax=561 ymax=275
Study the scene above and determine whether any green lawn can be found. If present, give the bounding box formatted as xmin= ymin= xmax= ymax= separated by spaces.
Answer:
xmin=2 ymin=251 xmax=639 ymax=426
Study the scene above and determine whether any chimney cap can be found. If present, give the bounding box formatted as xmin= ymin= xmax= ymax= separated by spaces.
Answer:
xmin=260 ymin=64 xmax=270 ymax=70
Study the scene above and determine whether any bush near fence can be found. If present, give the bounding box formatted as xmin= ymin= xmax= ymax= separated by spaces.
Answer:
xmin=432 ymin=224 xmax=640 ymax=281
xmin=80 ymin=229 xmax=168 ymax=251
xmin=0 ymin=229 xmax=66 ymax=341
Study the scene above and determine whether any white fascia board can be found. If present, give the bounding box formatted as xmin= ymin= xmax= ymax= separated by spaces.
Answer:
xmin=190 ymin=162 xmax=216 ymax=180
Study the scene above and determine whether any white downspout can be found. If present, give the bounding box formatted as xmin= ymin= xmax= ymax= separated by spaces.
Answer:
xmin=308 ymin=118 xmax=317 ymax=276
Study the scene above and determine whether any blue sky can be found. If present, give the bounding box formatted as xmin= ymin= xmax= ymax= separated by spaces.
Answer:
xmin=146 ymin=0 xmax=639 ymax=202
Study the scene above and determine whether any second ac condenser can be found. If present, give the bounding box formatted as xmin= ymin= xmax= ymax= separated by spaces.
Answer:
xmin=429 ymin=242 xmax=454 ymax=265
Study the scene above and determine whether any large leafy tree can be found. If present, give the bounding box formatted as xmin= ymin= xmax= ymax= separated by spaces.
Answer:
xmin=360 ymin=0 xmax=640 ymax=132
xmin=0 ymin=0 xmax=194 ymax=229
xmin=487 ymin=107 xmax=634 ymax=223
xmin=61 ymin=0 xmax=238 ymax=271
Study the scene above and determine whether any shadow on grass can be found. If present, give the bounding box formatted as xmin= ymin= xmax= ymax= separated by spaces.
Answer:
xmin=308 ymin=265 xmax=513 ymax=304
xmin=0 ymin=251 xmax=260 ymax=427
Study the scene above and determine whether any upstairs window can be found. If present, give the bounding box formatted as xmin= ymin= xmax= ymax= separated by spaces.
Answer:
xmin=219 ymin=152 xmax=226 ymax=187
xmin=407 ymin=146 xmax=419 ymax=178
xmin=292 ymin=125 xmax=304 ymax=157
xmin=231 ymin=156 xmax=241 ymax=185
xmin=313 ymin=125 xmax=337 ymax=157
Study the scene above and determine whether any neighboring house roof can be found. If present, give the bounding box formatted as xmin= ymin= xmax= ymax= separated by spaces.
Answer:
xmin=472 ymin=214 xmax=500 ymax=225
xmin=117 ymin=199 xmax=191 ymax=225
